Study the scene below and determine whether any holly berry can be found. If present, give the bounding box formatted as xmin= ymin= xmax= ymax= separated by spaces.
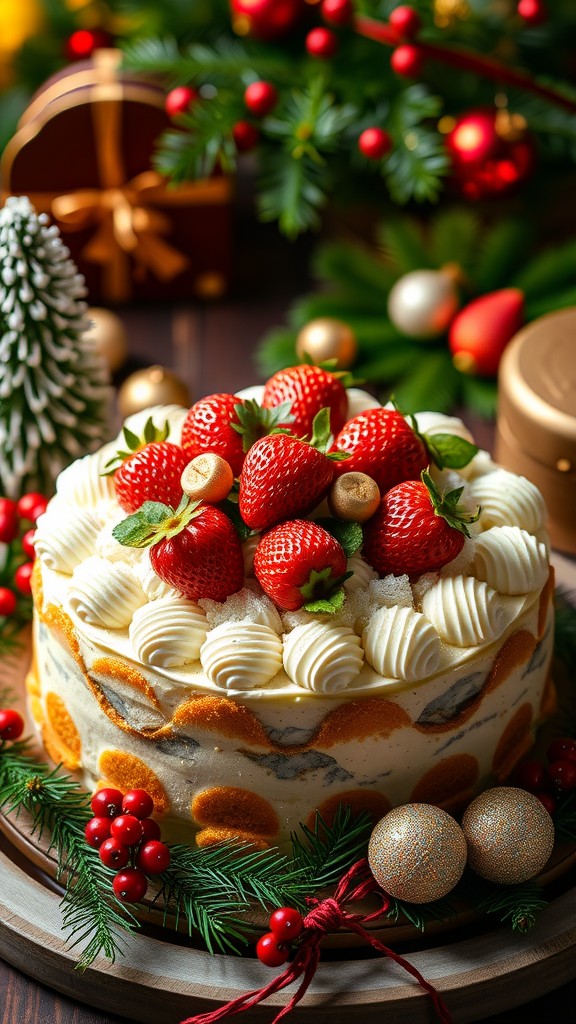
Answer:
xmin=517 ymin=0 xmax=547 ymax=25
xmin=358 ymin=127 xmax=392 ymax=160
xmin=321 ymin=0 xmax=353 ymax=25
xmin=306 ymin=27 xmax=338 ymax=59
xmin=21 ymin=529 xmax=36 ymax=560
xmin=140 ymin=818 xmax=162 ymax=842
xmin=514 ymin=760 xmax=547 ymax=793
xmin=112 ymin=867 xmax=148 ymax=903
xmin=233 ymin=120 xmax=260 ymax=152
xmin=99 ymin=838 xmax=131 ymax=869
xmin=110 ymin=814 xmax=144 ymax=846
xmin=14 ymin=562 xmax=34 ymax=596
xmin=254 ymin=519 xmax=347 ymax=611
xmin=0 ymin=498 xmax=19 ymax=543
xmin=262 ymin=363 xmax=348 ymax=440
xmin=269 ymin=907 xmax=304 ymax=942
xmin=136 ymin=840 xmax=171 ymax=875
xmin=256 ymin=932 xmax=289 ymax=968
xmin=331 ymin=407 xmax=427 ymax=494
xmin=91 ymin=787 xmax=124 ymax=819
xmin=0 ymin=588 xmax=17 ymax=617
xmin=230 ymin=0 xmax=302 ymax=41
xmin=390 ymin=44 xmax=423 ymax=77
xmin=534 ymin=791 xmax=557 ymax=817
xmin=389 ymin=5 xmax=421 ymax=38
xmin=122 ymin=788 xmax=155 ymax=820
xmin=165 ymin=86 xmax=198 ymax=118
xmin=65 ymin=28 xmax=111 ymax=61
xmin=84 ymin=817 xmax=113 ymax=849
xmin=547 ymin=737 xmax=576 ymax=765
xmin=244 ymin=81 xmax=278 ymax=117
xmin=106 ymin=419 xmax=189 ymax=514
xmin=0 ymin=708 xmax=25 ymax=741
xmin=17 ymin=492 xmax=48 ymax=523
xmin=547 ymin=759 xmax=576 ymax=792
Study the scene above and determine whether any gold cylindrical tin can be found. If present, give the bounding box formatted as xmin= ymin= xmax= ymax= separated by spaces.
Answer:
xmin=495 ymin=308 xmax=576 ymax=554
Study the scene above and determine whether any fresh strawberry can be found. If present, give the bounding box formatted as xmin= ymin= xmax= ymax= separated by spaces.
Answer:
xmin=105 ymin=419 xmax=189 ymax=514
xmin=254 ymin=519 xmax=348 ymax=611
xmin=262 ymin=364 xmax=348 ymax=439
xmin=362 ymin=470 xmax=479 ymax=577
xmin=181 ymin=393 xmax=294 ymax=477
xmin=113 ymin=498 xmax=244 ymax=602
xmin=238 ymin=409 xmax=347 ymax=531
xmin=331 ymin=408 xmax=428 ymax=494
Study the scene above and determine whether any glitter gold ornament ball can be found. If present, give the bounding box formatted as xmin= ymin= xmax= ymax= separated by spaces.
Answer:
xmin=461 ymin=787 xmax=555 ymax=884
xmin=84 ymin=308 xmax=128 ymax=374
xmin=295 ymin=317 xmax=357 ymax=369
xmin=117 ymin=366 xmax=191 ymax=419
xmin=368 ymin=803 xmax=468 ymax=903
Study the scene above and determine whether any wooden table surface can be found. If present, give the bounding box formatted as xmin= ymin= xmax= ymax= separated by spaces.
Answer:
xmin=1 ymin=219 xmax=575 ymax=1023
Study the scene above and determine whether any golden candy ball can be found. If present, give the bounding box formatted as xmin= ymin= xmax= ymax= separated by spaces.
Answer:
xmin=461 ymin=786 xmax=555 ymax=884
xmin=181 ymin=453 xmax=234 ymax=504
xmin=118 ymin=366 xmax=190 ymax=419
xmin=328 ymin=472 xmax=381 ymax=523
xmin=84 ymin=307 xmax=128 ymax=374
xmin=295 ymin=318 xmax=357 ymax=369
xmin=368 ymin=803 xmax=468 ymax=903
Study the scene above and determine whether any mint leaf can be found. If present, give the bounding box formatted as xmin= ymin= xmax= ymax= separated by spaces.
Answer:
xmin=425 ymin=432 xmax=478 ymax=470
xmin=315 ymin=518 xmax=363 ymax=559
xmin=303 ymin=589 xmax=347 ymax=614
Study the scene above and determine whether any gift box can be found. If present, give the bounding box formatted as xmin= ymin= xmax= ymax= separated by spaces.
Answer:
xmin=0 ymin=49 xmax=232 ymax=303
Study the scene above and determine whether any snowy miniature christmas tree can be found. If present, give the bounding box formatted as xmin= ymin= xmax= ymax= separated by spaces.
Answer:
xmin=0 ymin=196 xmax=111 ymax=498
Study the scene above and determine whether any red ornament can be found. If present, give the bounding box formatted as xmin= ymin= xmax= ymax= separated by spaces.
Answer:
xmin=65 ymin=28 xmax=112 ymax=62
xmin=517 ymin=0 xmax=547 ymax=25
xmin=449 ymin=288 xmax=525 ymax=376
xmin=122 ymin=788 xmax=155 ymax=820
xmin=446 ymin=109 xmax=499 ymax=166
xmin=244 ymin=81 xmax=278 ymax=117
xmin=0 ymin=499 xmax=19 ymax=544
xmin=21 ymin=529 xmax=36 ymax=560
xmin=140 ymin=817 xmax=162 ymax=842
xmin=0 ymin=588 xmax=17 ymax=617
xmin=321 ymin=0 xmax=354 ymax=26
xmin=91 ymin=787 xmax=124 ymax=819
xmin=99 ymin=838 xmax=130 ymax=869
xmin=16 ymin=492 xmax=48 ymax=523
xmin=232 ymin=120 xmax=260 ymax=152
xmin=230 ymin=0 xmax=303 ymax=40
xmin=548 ymin=759 xmax=576 ymax=792
xmin=165 ymin=86 xmax=198 ymax=118
xmin=110 ymin=813 xmax=144 ymax=846
xmin=136 ymin=840 xmax=171 ymax=875
xmin=256 ymin=932 xmax=290 ymax=968
xmin=306 ymin=27 xmax=338 ymax=59
xmin=446 ymin=108 xmax=536 ymax=200
xmin=113 ymin=867 xmax=148 ymax=903
xmin=389 ymin=5 xmax=421 ymax=39
xmin=269 ymin=907 xmax=304 ymax=942
xmin=358 ymin=127 xmax=392 ymax=160
xmin=14 ymin=562 xmax=34 ymax=596
xmin=0 ymin=708 xmax=25 ymax=741
xmin=84 ymin=817 xmax=113 ymax=850
xmin=390 ymin=44 xmax=424 ymax=77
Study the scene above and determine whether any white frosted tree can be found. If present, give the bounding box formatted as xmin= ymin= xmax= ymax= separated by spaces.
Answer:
xmin=0 ymin=196 xmax=111 ymax=498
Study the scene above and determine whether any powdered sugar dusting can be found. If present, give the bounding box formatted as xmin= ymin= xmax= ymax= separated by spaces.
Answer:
xmin=200 ymin=586 xmax=283 ymax=634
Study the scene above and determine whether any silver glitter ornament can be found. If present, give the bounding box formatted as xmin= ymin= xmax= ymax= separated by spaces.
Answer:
xmin=387 ymin=269 xmax=459 ymax=339
xmin=462 ymin=786 xmax=555 ymax=884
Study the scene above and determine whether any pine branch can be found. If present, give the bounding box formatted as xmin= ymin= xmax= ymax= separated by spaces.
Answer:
xmin=383 ymin=86 xmax=449 ymax=205
xmin=258 ymin=149 xmax=328 ymax=240
xmin=512 ymin=239 xmax=576 ymax=298
xmin=290 ymin=806 xmax=373 ymax=891
xmin=311 ymin=242 xmax=396 ymax=306
xmin=428 ymin=209 xmax=481 ymax=276
xmin=385 ymin=894 xmax=456 ymax=932
xmin=394 ymin=350 xmax=460 ymax=415
xmin=476 ymin=880 xmax=548 ymax=933
xmin=376 ymin=216 xmax=432 ymax=273
xmin=471 ymin=220 xmax=531 ymax=294
xmin=155 ymin=92 xmax=240 ymax=181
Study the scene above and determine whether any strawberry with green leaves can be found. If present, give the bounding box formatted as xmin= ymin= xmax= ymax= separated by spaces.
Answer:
xmin=181 ymin=393 xmax=294 ymax=477
xmin=105 ymin=419 xmax=190 ymax=514
xmin=254 ymin=519 xmax=351 ymax=612
xmin=239 ymin=409 xmax=348 ymax=531
xmin=113 ymin=496 xmax=244 ymax=602
xmin=262 ymin=364 xmax=348 ymax=439
xmin=362 ymin=470 xmax=480 ymax=577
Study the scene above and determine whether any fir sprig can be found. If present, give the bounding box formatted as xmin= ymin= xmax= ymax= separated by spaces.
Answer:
xmin=476 ymin=880 xmax=549 ymax=934
xmin=385 ymin=894 xmax=456 ymax=932
xmin=291 ymin=805 xmax=373 ymax=892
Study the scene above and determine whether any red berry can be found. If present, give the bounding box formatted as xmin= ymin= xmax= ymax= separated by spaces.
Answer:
xmin=305 ymin=27 xmax=338 ymax=59
xmin=534 ymin=791 xmax=557 ymax=816
xmin=321 ymin=0 xmax=354 ymax=25
xmin=112 ymin=867 xmax=148 ymax=902
xmin=21 ymin=529 xmax=36 ymax=560
xmin=390 ymin=43 xmax=423 ymax=77
xmin=0 ymin=588 xmax=17 ymax=617
xmin=90 ymin=787 xmax=124 ymax=819
xmin=0 ymin=507 xmax=19 ymax=544
xmin=165 ymin=86 xmax=198 ymax=118
xmin=256 ymin=932 xmax=289 ymax=968
xmin=517 ymin=0 xmax=547 ymax=25
xmin=99 ymin=837 xmax=131 ymax=869
xmin=0 ymin=497 xmax=18 ymax=519
xmin=14 ymin=562 xmax=34 ymax=596
xmin=548 ymin=759 xmax=576 ymax=792
xmin=84 ymin=816 xmax=112 ymax=849
xmin=514 ymin=760 xmax=547 ymax=793
xmin=269 ymin=907 xmax=304 ymax=942
xmin=358 ymin=127 xmax=392 ymax=160
xmin=16 ymin=492 xmax=48 ymax=522
xmin=136 ymin=840 xmax=171 ymax=875
xmin=0 ymin=708 xmax=25 ymax=741
xmin=122 ymin=789 xmax=155 ymax=820
xmin=140 ymin=818 xmax=162 ymax=842
xmin=233 ymin=120 xmax=260 ymax=152
xmin=244 ymin=81 xmax=278 ymax=117
xmin=547 ymin=737 xmax=576 ymax=764
xmin=389 ymin=5 xmax=421 ymax=38
xmin=110 ymin=814 xmax=144 ymax=846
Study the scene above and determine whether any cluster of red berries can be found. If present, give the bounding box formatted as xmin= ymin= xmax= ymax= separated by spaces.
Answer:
xmin=515 ymin=736 xmax=576 ymax=816
xmin=0 ymin=707 xmax=25 ymax=743
xmin=256 ymin=906 xmax=304 ymax=968
xmin=0 ymin=491 xmax=48 ymax=616
xmin=84 ymin=787 xmax=170 ymax=903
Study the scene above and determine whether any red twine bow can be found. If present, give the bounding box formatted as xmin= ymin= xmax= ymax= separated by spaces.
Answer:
xmin=180 ymin=858 xmax=453 ymax=1024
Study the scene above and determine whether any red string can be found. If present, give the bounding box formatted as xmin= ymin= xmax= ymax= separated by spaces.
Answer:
xmin=180 ymin=859 xmax=453 ymax=1024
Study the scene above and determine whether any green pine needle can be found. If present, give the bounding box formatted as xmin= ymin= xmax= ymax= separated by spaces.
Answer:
xmin=386 ymin=894 xmax=456 ymax=932
xmin=291 ymin=805 xmax=373 ymax=891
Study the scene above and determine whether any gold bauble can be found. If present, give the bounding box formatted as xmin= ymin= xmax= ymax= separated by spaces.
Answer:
xmin=387 ymin=269 xmax=460 ymax=340
xmin=461 ymin=787 xmax=555 ymax=884
xmin=368 ymin=803 xmax=468 ymax=903
xmin=118 ymin=366 xmax=190 ymax=419
xmin=295 ymin=318 xmax=357 ymax=369
xmin=84 ymin=308 xmax=128 ymax=374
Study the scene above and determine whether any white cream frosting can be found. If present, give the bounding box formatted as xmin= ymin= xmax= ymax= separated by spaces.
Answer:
xmin=67 ymin=556 xmax=147 ymax=628
xmin=414 ymin=411 xmax=474 ymax=443
xmin=282 ymin=621 xmax=364 ymax=694
xmin=129 ymin=597 xmax=209 ymax=668
xmin=200 ymin=621 xmax=283 ymax=690
xmin=118 ymin=404 xmax=188 ymax=446
xmin=35 ymin=506 xmax=101 ymax=574
xmin=55 ymin=447 xmax=116 ymax=507
xmin=343 ymin=553 xmax=379 ymax=593
xmin=468 ymin=469 xmax=547 ymax=535
xmin=474 ymin=526 xmax=549 ymax=596
xmin=421 ymin=575 xmax=505 ymax=647
xmin=136 ymin=550 xmax=183 ymax=601
xmin=362 ymin=605 xmax=441 ymax=682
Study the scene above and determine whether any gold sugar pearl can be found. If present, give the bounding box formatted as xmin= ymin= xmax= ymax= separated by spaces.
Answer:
xmin=328 ymin=472 xmax=381 ymax=523
xmin=181 ymin=453 xmax=234 ymax=504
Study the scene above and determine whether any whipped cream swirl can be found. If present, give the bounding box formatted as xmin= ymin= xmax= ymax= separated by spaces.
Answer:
xmin=67 ymin=556 xmax=146 ymax=628
xmin=282 ymin=621 xmax=364 ymax=694
xmin=200 ymin=622 xmax=283 ymax=690
xmin=130 ymin=597 xmax=208 ymax=668
xmin=35 ymin=506 xmax=101 ymax=574
xmin=343 ymin=553 xmax=379 ymax=594
xmin=421 ymin=575 xmax=505 ymax=647
xmin=136 ymin=550 xmax=183 ymax=600
xmin=474 ymin=526 xmax=549 ymax=595
xmin=56 ymin=448 xmax=116 ymax=507
xmin=362 ymin=605 xmax=440 ymax=682
xmin=468 ymin=469 xmax=546 ymax=535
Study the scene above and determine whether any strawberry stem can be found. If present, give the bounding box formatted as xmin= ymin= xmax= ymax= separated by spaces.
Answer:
xmin=102 ymin=417 xmax=170 ymax=475
xmin=421 ymin=469 xmax=480 ymax=538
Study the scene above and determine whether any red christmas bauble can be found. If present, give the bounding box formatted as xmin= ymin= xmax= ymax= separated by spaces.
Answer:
xmin=389 ymin=5 xmax=421 ymax=39
xmin=517 ymin=0 xmax=548 ymax=25
xmin=165 ymin=86 xmax=198 ymax=118
xmin=232 ymin=120 xmax=260 ymax=152
xmin=230 ymin=0 xmax=303 ymax=40
xmin=446 ymin=108 xmax=537 ymax=199
xmin=390 ymin=44 xmax=424 ymax=77
xmin=306 ymin=26 xmax=338 ymax=59
xmin=358 ymin=127 xmax=393 ymax=160
xmin=65 ymin=28 xmax=112 ymax=61
xmin=449 ymin=288 xmax=524 ymax=376
xmin=244 ymin=81 xmax=278 ymax=117
xmin=0 ymin=587 xmax=17 ymax=618
xmin=321 ymin=0 xmax=354 ymax=26
xmin=446 ymin=109 xmax=499 ymax=165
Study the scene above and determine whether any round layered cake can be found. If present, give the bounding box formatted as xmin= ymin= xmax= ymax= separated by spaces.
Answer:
xmin=28 ymin=374 xmax=555 ymax=848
